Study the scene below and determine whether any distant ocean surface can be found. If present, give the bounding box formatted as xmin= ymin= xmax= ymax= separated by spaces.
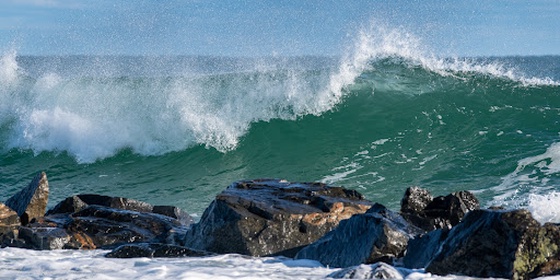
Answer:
xmin=1 ymin=27 xmax=560 ymax=279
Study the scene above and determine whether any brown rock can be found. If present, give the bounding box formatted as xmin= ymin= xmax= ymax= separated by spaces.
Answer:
xmin=184 ymin=179 xmax=372 ymax=257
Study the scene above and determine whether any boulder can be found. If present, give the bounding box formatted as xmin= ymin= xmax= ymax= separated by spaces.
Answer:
xmin=5 ymin=172 xmax=49 ymax=225
xmin=183 ymin=179 xmax=372 ymax=257
xmin=106 ymin=243 xmax=213 ymax=258
xmin=425 ymin=209 xmax=560 ymax=280
xmin=295 ymin=204 xmax=423 ymax=268
xmin=327 ymin=263 xmax=404 ymax=279
xmin=400 ymin=187 xmax=479 ymax=231
xmin=47 ymin=194 xmax=193 ymax=226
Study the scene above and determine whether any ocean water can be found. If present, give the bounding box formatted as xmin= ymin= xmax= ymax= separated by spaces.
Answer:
xmin=1 ymin=25 xmax=560 ymax=279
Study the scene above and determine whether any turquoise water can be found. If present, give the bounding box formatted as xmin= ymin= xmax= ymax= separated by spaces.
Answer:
xmin=1 ymin=46 xmax=559 ymax=217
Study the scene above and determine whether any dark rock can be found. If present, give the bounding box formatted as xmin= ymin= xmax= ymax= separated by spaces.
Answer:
xmin=295 ymin=204 xmax=423 ymax=268
xmin=64 ymin=205 xmax=189 ymax=249
xmin=402 ymin=228 xmax=448 ymax=269
xmin=426 ymin=209 xmax=560 ymax=280
xmin=5 ymin=172 xmax=49 ymax=225
xmin=183 ymin=179 xmax=372 ymax=257
xmin=400 ymin=186 xmax=432 ymax=215
xmin=47 ymin=194 xmax=194 ymax=226
xmin=327 ymin=262 xmax=404 ymax=279
xmin=400 ymin=187 xmax=479 ymax=231
xmin=106 ymin=243 xmax=213 ymax=258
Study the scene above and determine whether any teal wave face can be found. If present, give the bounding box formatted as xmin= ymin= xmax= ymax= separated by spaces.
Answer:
xmin=1 ymin=54 xmax=559 ymax=215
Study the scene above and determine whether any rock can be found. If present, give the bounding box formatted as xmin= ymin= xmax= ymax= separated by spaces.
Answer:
xmin=183 ymin=179 xmax=372 ymax=257
xmin=400 ymin=187 xmax=479 ymax=231
xmin=327 ymin=262 xmax=404 ymax=279
xmin=106 ymin=243 xmax=213 ymax=258
xmin=0 ymin=203 xmax=21 ymax=247
xmin=400 ymin=186 xmax=432 ymax=214
xmin=5 ymin=172 xmax=49 ymax=225
xmin=0 ymin=203 xmax=20 ymax=233
xmin=295 ymin=204 xmax=423 ymax=268
xmin=529 ymin=223 xmax=560 ymax=278
xmin=425 ymin=209 xmax=560 ymax=280
xmin=64 ymin=205 xmax=189 ymax=249
xmin=47 ymin=194 xmax=194 ymax=226
xmin=402 ymin=228 xmax=448 ymax=269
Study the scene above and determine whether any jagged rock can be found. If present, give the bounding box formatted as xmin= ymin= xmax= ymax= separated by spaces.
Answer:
xmin=295 ymin=204 xmax=423 ymax=268
xmin=402 ymin=228 xmax=448 ymax=269
xmin=5 ymin=172 xmax=49 ymax=225
xmin=426 ymin=209 xmax=560 ymax=280
xmin=106 ymin=243 xmax=214 ymax=258
xmin=327 ymin=263 xmax=404 ymax=279
xmin=400 ymin=187 xmax=479 ymax=231
xmin=47 ymin=194 xmax=194 ymax=226
xmin=183 ymin=179 xmax=372 ymax=257
xmin=529 ymin=223 xmax=560 ymax=278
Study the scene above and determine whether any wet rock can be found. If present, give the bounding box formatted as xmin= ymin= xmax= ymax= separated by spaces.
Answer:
xmin=47 ymin=194 xmax=194 ymax=226
xmin=402 ymin=228 xmax=449 ymax=269
xmin=5 ymin=172 xmax=49 ymax=225
xmin=400 ymin=186 xmax=432 ymax=214
xmin=64 ymin=205 xmax=189 ymax=249
xmin=183 ymin=179 xmax=372 ymax=257
xmin=295 ymin=204 xmax=423 ymax=268
xmin=106 ymin=243 xmax=214 ymax=258
xmin=327 ymin=263 xmax=404 ymax=279
xmin=400 ymin=187 xmax=479 ymax=231
xmin=426 ymin=209 xmax=560 ymax=280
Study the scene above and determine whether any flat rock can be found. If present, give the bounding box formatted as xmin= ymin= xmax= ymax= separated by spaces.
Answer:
xmin=295 ymin=204 xmax=423 ymax=268
xmin=425 ymin=209 xmax=560 ymax=280
xmin=106 ymin=243 xmax=214 ymax=258
xmin=183 ymin=179 xmax=372 ymax=257
xmin=5 ymin=172 xmax=49 ymax=225
xmin=47 ymin=194 xmax=193 ymax=226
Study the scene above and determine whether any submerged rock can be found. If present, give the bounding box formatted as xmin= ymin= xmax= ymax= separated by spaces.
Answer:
xmin=5 ymin=172 xmax=49 ymax=225
xmin=106 ymin=243 xmax=213 ymax=258
xmin=400 ymin=186 xmax=479 ymax=231
xmin=425 ymin=209 xmax=560 ymax=280
xmin=327 ymin=262 xmax=404 ymax=279
xmin=295 ymin=204 xmax=423 ymax=268
xmin=184 ymin=179 xmax=372 ymax=257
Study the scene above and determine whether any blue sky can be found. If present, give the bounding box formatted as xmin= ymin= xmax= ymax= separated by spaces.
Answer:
xmin=1 ymin=0 xmax=559 ymax=57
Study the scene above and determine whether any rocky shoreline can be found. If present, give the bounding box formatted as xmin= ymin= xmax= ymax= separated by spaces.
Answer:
xmin=1 ymin=172 xmax=560 ymax=279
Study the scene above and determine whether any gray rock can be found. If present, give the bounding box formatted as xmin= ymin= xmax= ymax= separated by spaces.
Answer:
xmin=295 ymin=204 xmax=423 ymax=268
xmin=5 ymin=172 xmax=49 ymax=225
xmin=184 ymin=179 xmax=372 ymax=257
